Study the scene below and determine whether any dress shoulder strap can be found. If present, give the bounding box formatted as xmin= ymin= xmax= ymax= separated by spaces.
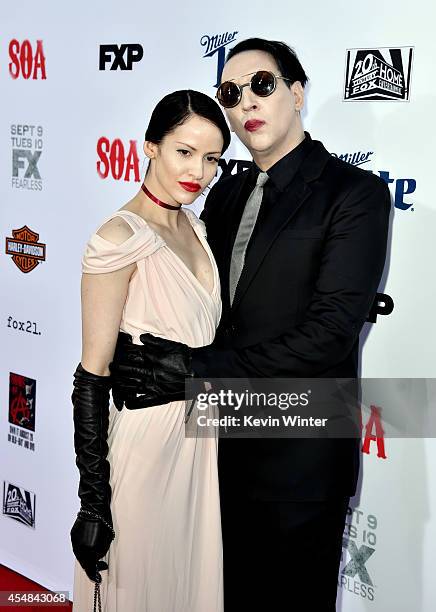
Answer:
xmin=82 ymin=210 xmax=165 ymax=274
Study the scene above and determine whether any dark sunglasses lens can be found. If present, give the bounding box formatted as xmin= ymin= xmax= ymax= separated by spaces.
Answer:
xmin=251 ymin=71 xmax=276 ymax=96
xmin=217 ymin=81 xmax=240 ymax=107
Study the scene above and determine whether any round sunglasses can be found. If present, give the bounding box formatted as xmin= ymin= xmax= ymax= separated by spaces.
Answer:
xmin=216 ymin=70 xmax=292 ymax=108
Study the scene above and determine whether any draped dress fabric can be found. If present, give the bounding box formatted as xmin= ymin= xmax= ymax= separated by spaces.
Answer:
xmin=72 ymin=209 xmax=223 ymax=612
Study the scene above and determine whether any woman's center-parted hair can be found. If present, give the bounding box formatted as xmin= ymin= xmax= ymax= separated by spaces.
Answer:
xmin=145 ymin=90 xmax=231 ymax=154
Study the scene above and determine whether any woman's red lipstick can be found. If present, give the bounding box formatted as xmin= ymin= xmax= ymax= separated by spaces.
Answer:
xmin=179 ymin=181 xmax=201 ymax=192
xmin=244 ymin=120 xmax=265 ymax=132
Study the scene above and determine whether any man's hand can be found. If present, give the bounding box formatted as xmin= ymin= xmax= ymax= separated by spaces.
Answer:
xmin=109 ymin=332 xmax=195 ymax=409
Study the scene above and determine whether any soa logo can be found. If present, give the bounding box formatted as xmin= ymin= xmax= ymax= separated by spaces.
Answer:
xmin=9 ymin=40 xmax=47 ymax=80
xmin=96 ymin=138 xmax=140 ymax=182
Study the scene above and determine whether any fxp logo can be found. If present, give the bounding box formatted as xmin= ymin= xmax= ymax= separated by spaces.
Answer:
xmin=99 ymin=44 xmax=143 ymax=71
xmin=200 ymin=31 xmax=238 ymax=87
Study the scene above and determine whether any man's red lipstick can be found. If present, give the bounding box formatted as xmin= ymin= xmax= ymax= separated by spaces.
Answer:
xmin=178 ymin=182 xmax=201 ymax=193
xmin=244 ymin=120 xmax=265 ymax=132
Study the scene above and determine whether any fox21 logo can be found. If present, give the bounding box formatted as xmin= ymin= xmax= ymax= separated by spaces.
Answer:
xmin=9 ymin=40 xmax=46 ymax=80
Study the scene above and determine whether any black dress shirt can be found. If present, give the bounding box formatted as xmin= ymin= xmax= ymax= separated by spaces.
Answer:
xmin=234 ymin=132 xmax=315 ymax=254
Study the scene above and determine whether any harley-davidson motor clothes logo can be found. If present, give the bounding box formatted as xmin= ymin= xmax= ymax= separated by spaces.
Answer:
xmin=5 ymin=226 xmax=46 ymax=273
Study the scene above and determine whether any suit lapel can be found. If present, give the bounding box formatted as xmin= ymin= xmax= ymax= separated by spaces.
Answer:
xmin=231 ymin=173 xmax=312 ymax=311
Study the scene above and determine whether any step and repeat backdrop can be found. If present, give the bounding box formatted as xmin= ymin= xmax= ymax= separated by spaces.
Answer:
xmin=1 ymin=1 xmax=435 ymax=609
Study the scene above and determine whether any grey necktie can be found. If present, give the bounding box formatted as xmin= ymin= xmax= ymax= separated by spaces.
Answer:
xmin=229 ymin=171 xmax=269 ymax=305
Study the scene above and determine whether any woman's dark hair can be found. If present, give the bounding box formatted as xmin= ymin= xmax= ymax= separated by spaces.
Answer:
xmin=225 ymin=38 xmax=309 ymax=88
xmin=145 ymin=89 xmax=231 ymax=153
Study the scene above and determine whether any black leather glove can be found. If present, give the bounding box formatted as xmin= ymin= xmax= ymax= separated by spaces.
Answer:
xmin=109 ymin=332 xmax=195 ymax=410
xmin=71 ymin=364 xmax=115 ymax=582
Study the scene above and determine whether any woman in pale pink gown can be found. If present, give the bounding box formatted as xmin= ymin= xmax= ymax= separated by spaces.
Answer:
xmin=70 ymin=91 xmax=230 ymax=611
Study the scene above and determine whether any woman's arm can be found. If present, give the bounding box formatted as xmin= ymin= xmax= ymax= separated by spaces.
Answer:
xmin=81 ymin=218 xmax=136 ymax=375
xmin=71 ymin=217 xmax=136 ymax=582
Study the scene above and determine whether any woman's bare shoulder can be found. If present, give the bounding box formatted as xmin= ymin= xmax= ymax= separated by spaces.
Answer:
xmin=96 ymin=216 xmax=134 ymax=246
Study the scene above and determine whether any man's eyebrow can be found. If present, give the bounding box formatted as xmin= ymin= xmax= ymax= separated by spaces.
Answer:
xmin=222 ymin=71 xmax=259 ymax=82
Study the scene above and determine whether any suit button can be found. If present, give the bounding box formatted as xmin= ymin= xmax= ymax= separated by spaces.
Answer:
xmin=230 ymin=324 xmax=237 ymax=333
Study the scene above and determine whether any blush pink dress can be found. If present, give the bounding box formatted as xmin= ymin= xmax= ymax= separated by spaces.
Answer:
xmin=72 ymin=209 xmax=223 ymax=612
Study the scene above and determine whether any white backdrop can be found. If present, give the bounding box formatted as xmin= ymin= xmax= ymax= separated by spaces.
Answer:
xmin=1 ymin=1 xmax=435 ymax=609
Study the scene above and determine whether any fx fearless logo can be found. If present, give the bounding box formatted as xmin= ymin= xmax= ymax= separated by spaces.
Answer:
xmin=9 ymin=40 xmax=46 ymax=80
xmin=3 ymin=482 xmax=36 ymax=528
xmin=99 ymin=44 xmax=144 ymax=70
xmin=344 ymin=47 xmax=413 ymax=101
xmin=340 ymin=508 xmax=377 ymax=601
xmin=5 ymin=226 xmax=46 ymax=273
xmin=200 ymin=30 xmax=238 ymax=87
xmin=11 ymin=124 xmax=43 ymax=191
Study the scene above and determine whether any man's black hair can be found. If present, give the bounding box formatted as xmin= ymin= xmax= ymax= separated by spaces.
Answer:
xmin=225 ymin=38 xmax=308 ymax=87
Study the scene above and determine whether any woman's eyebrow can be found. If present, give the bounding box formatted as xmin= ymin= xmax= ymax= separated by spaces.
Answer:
xmin=175 ymin=142 xmax=221 ymax=155
xmin=175 ymin=141 xmax=195 ymax=149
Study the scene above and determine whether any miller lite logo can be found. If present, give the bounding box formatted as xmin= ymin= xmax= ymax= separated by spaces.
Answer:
xmin=344 ymin=47 xmax=413 ymax=101
xmin=5 ymin=226 xmax=46 ymax=273
xmin=331 ymin=150 xmax=374 ymax=167
xmin=200 ymin=30 xmax=238 ymax=87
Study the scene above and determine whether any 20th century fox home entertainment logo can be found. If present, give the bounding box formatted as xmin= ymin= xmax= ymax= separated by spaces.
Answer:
xmin=344 ymin=47 xmax=413 ymax=101
xmin=3 ymin=482 xmax=36 ymax=528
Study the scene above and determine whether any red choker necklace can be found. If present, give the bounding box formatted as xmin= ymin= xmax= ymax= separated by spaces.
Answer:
xmin=141 ymin=184 xmax=181 ymax=210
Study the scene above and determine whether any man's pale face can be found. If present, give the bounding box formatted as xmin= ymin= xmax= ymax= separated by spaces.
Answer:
xmin=220 ymin=50 xmax=304 ymax=167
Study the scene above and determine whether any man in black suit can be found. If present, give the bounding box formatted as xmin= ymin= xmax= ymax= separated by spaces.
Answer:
xmin=112 ymin=38 xmax=391 ymax=611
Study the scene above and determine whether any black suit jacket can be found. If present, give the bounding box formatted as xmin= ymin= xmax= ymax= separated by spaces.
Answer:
xmin=194 ymin=135 xmax=391 ymax=501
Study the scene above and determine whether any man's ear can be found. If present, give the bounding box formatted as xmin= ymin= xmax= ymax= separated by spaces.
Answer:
xmin=143 ymin=140 xmax=158 ymax=159
xmin=291 ymin=81 xmax=304 ymax=112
